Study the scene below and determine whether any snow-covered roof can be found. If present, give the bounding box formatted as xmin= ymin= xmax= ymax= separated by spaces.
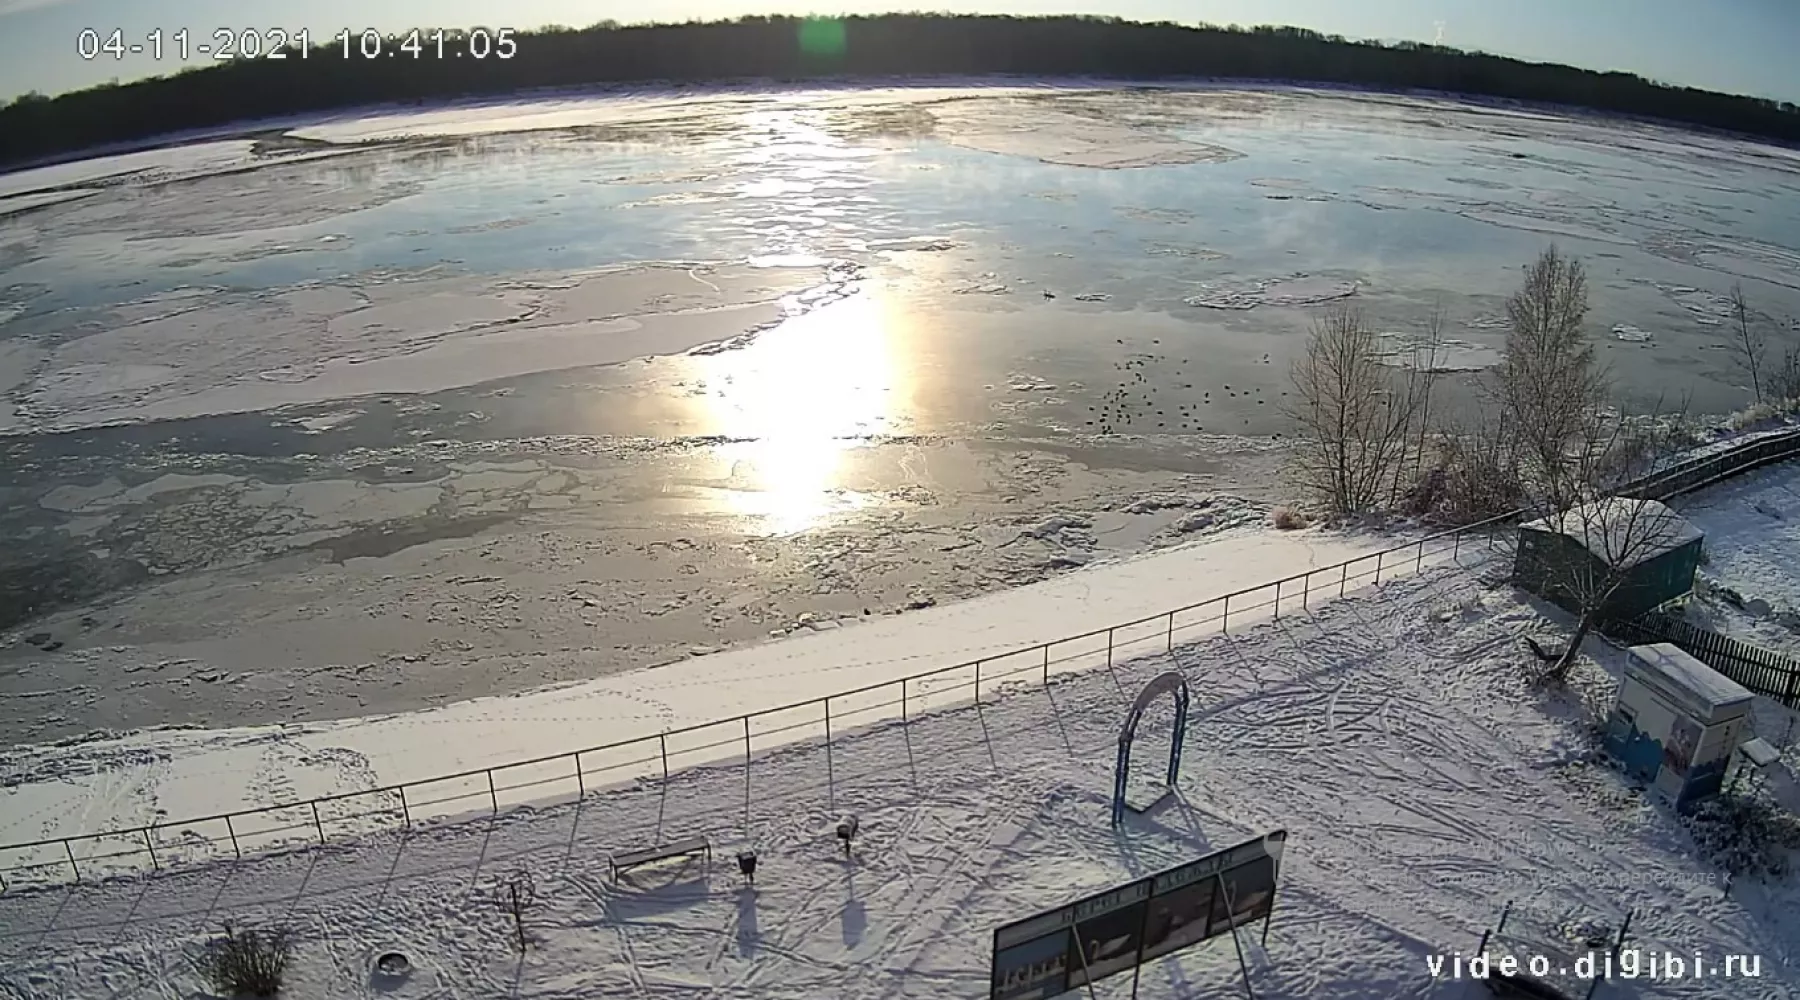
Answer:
xmin=1627 ymin=643 xmax=1754 ymax=711
xmin=1519 ymin=497 xmax=1702 ymax=569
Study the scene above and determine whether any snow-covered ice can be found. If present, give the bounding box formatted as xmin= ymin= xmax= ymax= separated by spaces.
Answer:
xmin=9 ymin=262 xmax=851 ymax=434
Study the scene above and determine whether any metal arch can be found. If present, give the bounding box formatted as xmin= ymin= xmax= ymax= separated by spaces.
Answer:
xmin=1112 ymin=670 xmax=1191 ymax=827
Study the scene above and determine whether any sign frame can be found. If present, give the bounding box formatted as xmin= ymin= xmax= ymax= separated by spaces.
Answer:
xmin=988 ymin=829 xmax=1289 ymax=1000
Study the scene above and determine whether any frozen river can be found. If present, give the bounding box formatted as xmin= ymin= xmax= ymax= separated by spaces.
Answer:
xmin=2 ymin=82 xmax=1798 ymax=741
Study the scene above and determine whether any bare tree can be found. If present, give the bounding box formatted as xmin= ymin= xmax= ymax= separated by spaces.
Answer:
xmin=1769 ymin=346 xmax=1800 ymax=404
xmin=1492 ymin=246 xmax=1608 ymax=512
xmin=1394 ymin=302 xmax=1449 ymax=501
xmin=1284 ymin=304 xmax=1431 ymax=515
xmin=1727 ymin=284 xmax=1767 ymax=404
xmin=492 ymin=868 xmax=538 ymax=953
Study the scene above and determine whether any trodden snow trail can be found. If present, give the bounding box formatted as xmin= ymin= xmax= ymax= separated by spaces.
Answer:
xmin=0 ymin=560 xmax=1792 ymax=998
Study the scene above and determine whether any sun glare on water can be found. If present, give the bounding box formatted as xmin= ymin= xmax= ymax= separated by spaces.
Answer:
xmin=696 ymin=290 xmax=906 ymax=536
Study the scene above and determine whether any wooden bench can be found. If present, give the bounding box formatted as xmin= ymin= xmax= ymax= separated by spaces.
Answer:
xmin=609 ymin=835 xmax=711 ymax=880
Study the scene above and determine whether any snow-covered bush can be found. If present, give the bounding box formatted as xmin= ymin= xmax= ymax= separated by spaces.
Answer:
xmin=1271 ymin=505 xmax=1310 ymax=530
xmin=1424 ymin=421 xmax=1524 ymax=526
xmin=1682 ymin=775 xmax=1800 ymax=880
xmin=194 ymin=923 xmax=290 ymax=998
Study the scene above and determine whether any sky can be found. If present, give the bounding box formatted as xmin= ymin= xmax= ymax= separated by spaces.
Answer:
xmin=2 ymin=0 xmax=1797 ymax=104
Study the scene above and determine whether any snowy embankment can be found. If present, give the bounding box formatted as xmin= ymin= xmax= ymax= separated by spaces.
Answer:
xmin=0 ymin=524 xmax=1456 ymax=871
xmin=1680 ymin=457 xmax=1800 ymax=654
xmin=3 ymin=560 xmax=1794 ymax=999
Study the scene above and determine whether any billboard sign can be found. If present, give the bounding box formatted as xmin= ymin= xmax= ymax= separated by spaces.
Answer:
xmin=989 ymin=830 xmax=1288 ymax=1000
xmin=992 ymin=879 xmax=1152 ymax=999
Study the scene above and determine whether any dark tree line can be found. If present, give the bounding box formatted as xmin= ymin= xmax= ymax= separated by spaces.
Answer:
xmin=5 ymin=14 xmax=1798 ymax=170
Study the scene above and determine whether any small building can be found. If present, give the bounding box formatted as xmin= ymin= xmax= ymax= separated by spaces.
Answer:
xmin=1603 ymin=643 xmax=1754 ymax=811
xmin=1513 ymin=498 xmax=1702 ymax=621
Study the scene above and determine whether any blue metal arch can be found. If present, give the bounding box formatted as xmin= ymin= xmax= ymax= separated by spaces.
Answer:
xmin=1112 ymin=670 xmax=1190 ymax=827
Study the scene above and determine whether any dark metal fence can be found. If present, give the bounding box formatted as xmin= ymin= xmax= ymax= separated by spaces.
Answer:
xmin=1625 ymin=427 xmax=1800 ymax=502
xmin=1600 ymin=613 xmax=1800 ymax=708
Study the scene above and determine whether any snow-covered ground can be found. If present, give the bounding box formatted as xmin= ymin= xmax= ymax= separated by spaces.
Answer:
xmin=1681 ymin=457 xmax=1800 ymax=655
xmin=0 ymin=523 xmax=1422 ymax=867
xmin=3 ymin=551 xmax=1794 ymax=998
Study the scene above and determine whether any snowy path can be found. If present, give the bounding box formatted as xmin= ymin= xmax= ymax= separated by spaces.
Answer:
xmin=3 ymin=525 xmax=1453 ymax=861
xmin=1 ymin=566 xmax=1790 ymax=999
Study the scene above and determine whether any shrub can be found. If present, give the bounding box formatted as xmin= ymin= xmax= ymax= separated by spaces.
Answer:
xmin=1682 ymin=775 xmax=1800 ymax=880
xmin=194 ymin=923 xmax=291 ymax=998
xmin=1271 ymin=506 xmax=1310 ymax=530
xmin=1427 ymin=422 xmax=1524 ymax=526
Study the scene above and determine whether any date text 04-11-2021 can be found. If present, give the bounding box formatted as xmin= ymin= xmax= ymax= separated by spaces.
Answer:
xmin=77 ymin=28 xmax=520 ymax=62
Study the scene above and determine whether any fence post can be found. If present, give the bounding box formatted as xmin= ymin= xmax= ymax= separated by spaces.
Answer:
xmin=397 ymin=787 xmax=411 ymax=830
xmin=744 ymin=716 xmax=752 ymax=766
xmin=573 ymin=751 xmax=585 ymax=798
xmin=1106 ymin=629 xmax=1114 ymax=667
xmin=1416 ymin=537 xmax=1425 ymax=572
xmin=1303 ymin=570 xmax=1310 ymax=611
xmin=486 ymin=771 xmax=499 ymax=815
xmin=1043 ymin=644 xmax=1051 ymax=685
xmin=902 ymin=676 xmax=908 ymax=721
xmin=1341 ymin=561 xmax=1349 ymax=596
xmin=311 ymin=801 xmax=326 ymax=843
xmin=824 ymin=697 xmax=835 ymax=809
xmin=225 ymin=813 xmax=242 ymax=857
xmin=1273 ymin=579 xmax=1282 ymax=621
xmin=1222 ymin=593 xmax=1230 ymax=635
xmin=660 ymin=733 xmax=670 ymax=781
xmin=1374 ymin=550 xmax=1383 ymax=585
xmin=142 ymin=828 xmax=159 ymax=871
xmin=1453 ymin=530 xmax=1462 ymax=562
xmin=1785 ymin=665 xmax=1800 ymax=708
xmin=1167 ymin=610 xmax=1176 ymax=650
xmin=975 ymin=660 xmax=982 ymax=703
xmin=64 ymin=840 xmax=80 ymax=882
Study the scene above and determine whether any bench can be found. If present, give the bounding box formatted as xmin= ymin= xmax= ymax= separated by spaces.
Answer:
xmin=609 ymin=835 xmax=711 ymax=880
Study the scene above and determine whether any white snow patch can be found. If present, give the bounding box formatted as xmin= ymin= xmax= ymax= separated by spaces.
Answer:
xmin=284 ymin=83 xmax=1071 ymax=143
xmin=1611 ymin=323 xmax=1654 ymax=342
xmin=7 ymin=263 xmax=844 ymax=434
xmin=1376 ymin=334 xmax=1502 ymax=372
xmin=0 ymin=189 xmax=101 ymax=215
xmin=1184 ymin=273 xmax=1358 ymax=311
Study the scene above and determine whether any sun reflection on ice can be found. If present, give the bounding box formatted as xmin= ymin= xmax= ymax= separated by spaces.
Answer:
xmin=692 ymin=290 xmax=907 ymax=536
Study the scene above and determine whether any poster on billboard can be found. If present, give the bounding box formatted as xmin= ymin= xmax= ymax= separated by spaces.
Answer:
xmin=991 ymin=929 xmax=1071 ymax=1000
xmin=1206 ymin=852 xmax=1278 ymax=938
xmin=992 ymin=878 xmax=1151 ymax=998
xmin=1144 ymin=830 xmax=1286 ymax=961
xmin=1065 ymin=894 xmax=1151 ymax=987
xmin=1139 ymin=874 xmax=1219 ymax=963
